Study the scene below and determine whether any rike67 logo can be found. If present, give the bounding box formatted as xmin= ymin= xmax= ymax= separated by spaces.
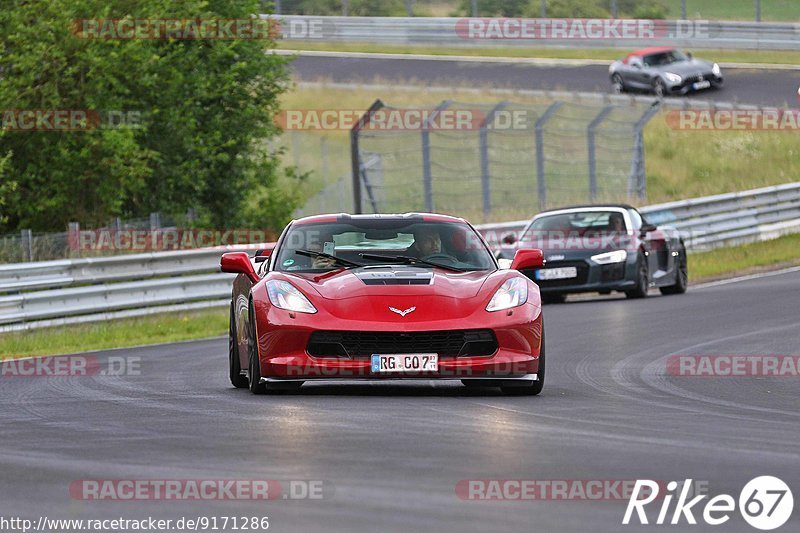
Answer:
xmin=623 ymin=477 xmax=794 ymax=530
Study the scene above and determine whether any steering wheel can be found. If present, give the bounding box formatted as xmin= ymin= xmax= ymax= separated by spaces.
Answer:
xmin=422 ymin=253 xmax=458 ymax=264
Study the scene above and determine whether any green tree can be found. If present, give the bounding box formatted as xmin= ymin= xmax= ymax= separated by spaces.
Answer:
xmin=458 ymin=0 xmax=531 ymax=17
xmin=0 ymin=0 xmax=294 ymax=232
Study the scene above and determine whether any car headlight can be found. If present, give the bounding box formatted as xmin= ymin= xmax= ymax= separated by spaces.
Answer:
xmin=712 ymin=63 xmax=721 ymax=76
xmin=590 ymin=250 xmax=628 ymax=264
xmin=664 ymin=72 xmax=682 ymax=84
xmin=266 ymin=280 xmax=317 ymax=314
xmin=486 ymin=278 xmax=528 ymax=312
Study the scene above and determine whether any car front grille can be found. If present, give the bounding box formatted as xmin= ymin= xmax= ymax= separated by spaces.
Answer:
xmin=307 ymin=329 xmax=498 ymax=358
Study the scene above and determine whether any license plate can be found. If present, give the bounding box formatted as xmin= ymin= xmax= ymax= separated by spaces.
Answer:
xmin=371 ymin=353 xmax=438 ymax=373
xmin=693 ymin=80 xmax=711 ymax=90
xmin=536 ymin=267 xmax=577 ymax=280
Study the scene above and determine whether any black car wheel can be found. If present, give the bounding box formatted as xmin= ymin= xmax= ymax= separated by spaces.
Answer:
xmin=229 ymin=305 xmax=248 ymax=388
xmin=625 ymin=252 xmax=649 ymax=299
xmin=611 ymin=74 xmax=625 ymax=94
xmin=660 ymin=245 xmax=688 ymax=295
xmin=501 ymin=328 xmax=545 ymax=396
xmin=653 ymin=78 xmax=666 ymax=98
xmin=247 ymin=299 xmax=303 ymax=395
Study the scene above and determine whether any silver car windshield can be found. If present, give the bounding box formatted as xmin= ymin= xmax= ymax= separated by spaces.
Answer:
xmin=643 ymin=50 xmax=688 ymax=67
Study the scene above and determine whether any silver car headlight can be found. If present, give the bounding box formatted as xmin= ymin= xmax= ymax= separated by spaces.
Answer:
xmin=712 ymin=63 xmax=721 ymax=76
xmin=664 ymin=72 xmax=682 ymax=84
xmin=486 ymin=278 xmax=528 ymax=312
xmin=266 ymin=280 xmax=317 ymax=314
xmin=590 ymin=250 xmax=628 ymax=264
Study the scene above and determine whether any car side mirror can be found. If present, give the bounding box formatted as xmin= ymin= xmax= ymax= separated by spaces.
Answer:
xmin=221 ymin=252 xmax=260 ymax=283
xmin=510 ymin=249 xmax=544 ymax=271
xmin=501 ymin=232 xmax=518 ymax=245
xmin=640 ymin=223 xmax=657 ymax=235
xmin=632 ymin=62 xmax=642 ymax=69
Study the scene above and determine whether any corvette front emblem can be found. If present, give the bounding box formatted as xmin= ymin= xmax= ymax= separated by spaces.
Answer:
xmin=389 ymin=306 xmax=416 ymax=317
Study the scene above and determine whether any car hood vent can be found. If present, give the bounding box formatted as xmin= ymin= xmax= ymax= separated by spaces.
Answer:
xmin=356 ymin=269 xmax=433 ymax=286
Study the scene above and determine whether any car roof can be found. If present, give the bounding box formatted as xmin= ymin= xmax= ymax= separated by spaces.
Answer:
xmin=537 ymin=204 xmax=637 ymax=215
xmin=293 ymin=213 xmax=468 ymax=226
xmin=630 ymin=46 xmax=676 ymax=57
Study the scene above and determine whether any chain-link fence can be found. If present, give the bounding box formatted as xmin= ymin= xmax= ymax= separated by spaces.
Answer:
xmin=343 ymin=97 xmax=659 ymax=223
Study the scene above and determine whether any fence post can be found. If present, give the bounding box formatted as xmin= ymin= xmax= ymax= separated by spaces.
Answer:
xmin=755 ymin=0 xmax=761 ymax=22
xmin=350 ymin=99 xmax=385 ymax=214
xmin=149 ymin=212 xmax=161 ymax=230
xmin=540 ymin=0 xmax=547 ymax=17
xmin=587 ymin=105 xmax=616 ymax=203
xmin=535 ymin=101 xmax=563 ymax=212
xmin=681 ymin=0 xmax=686 ymax=18
xmin=610 ymin=0 xmax=617 ymax=18
xmin=67 ymin=222 xmax=80 ymax=255
xmin=421 ymin=100 xmax=452 ymax=213
xmin=479 ymin=102 xmax=509 ymax=220
xmin=629 ymin=102 xmax=661 ymax=201
xmin=20 ymin=229 xmax=33 ymax=262
xmin=321 ymin=137 xmax=329 ymax=182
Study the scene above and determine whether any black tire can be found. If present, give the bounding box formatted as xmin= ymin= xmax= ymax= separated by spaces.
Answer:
xmin=611 ymin=74 xmax=625 ymax=94
xmin=660 ymin=245 xmax=688 ymax=295
xmin=229 ymin=305 xmax=248 ymax=388
xmin=653 ymin=78 xmax=666 ymax=98
xmin=247 ymin=299 xmax=303 ymax=395
xmin=501 ymin=328 xmax=545 ymax=396
xmin=541 ymin=293 xmax=566 ymax=304
xmin=247 ymin=300 xmax=268 ymax=394
xmin=625 ymin=252 xmax=649 ymax=299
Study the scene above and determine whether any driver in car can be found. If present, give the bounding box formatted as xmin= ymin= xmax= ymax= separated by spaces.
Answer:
xmin=407 ymin=226 xmax=457 ymax=263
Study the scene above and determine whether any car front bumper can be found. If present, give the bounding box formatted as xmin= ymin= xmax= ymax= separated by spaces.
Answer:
xmin=521 ymin=257 xmax=638 ymax=294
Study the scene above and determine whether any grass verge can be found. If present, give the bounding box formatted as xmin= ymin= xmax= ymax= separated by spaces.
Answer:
xmin=689 ymin=232 xmax=800 ymax=281
xmin=0 ymin=308 xmax=228 ymax=360
xmin=2 ymin=234 xmax=799 ymax=359
xmin=278 ymin=41 xmax=800 ymax=66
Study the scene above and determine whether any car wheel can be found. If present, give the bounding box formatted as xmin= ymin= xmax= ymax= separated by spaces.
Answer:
xmin=611 ymin=74 xmax=625 ymax=94
xmin=229 ymin=305 xmax=248 ymax=388
xmin=625 ymin=252 xmax=649 ymax=299
xmin=247 ymin=300 xmax=268 ymax=394
xmin=541 ymin=293 xmax=566 ymax=304
xmin=501 ymin=328 xmax=545 ymax=396
xmin=653 ymin=78 xmax=666 ymax=98
xmin=247 ymin=300 xmax=303 ymax=395
xmin=660 ymin=245 xmax=688 ymax=295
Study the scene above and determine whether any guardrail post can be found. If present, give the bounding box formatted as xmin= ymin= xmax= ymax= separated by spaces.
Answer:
xmin=535 ymin=101 xmax=563 ymax=212
xmin=479 ymin=102 xmax=509 ymax=220
xmin=587 ymin=105 xmax=616 ymax=203
xmin=20 ymin=229 xmax=33 ymax=262
xmin=350 ymin=99 xmax=385 ymax=214
xmin=421 ymin=100 xmax=452 ymax=213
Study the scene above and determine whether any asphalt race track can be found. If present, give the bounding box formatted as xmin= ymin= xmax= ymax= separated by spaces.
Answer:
xmin=291 ymin=55 xmax=800 ymax=108
xmin=2 ymin=269 xmax=798 ymax=532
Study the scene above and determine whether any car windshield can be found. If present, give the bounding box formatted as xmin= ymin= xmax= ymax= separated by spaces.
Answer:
xmin=643 ymin=50 xmax=688 ymax=67
xmin=521 ymin=211 xmax=627 ymax=240
xmin=274 ymin=219 xmax=496 ymax=272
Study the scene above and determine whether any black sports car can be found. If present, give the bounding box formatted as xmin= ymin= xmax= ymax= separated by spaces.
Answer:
xmin=498 ymin=205 xmax=687 ymax=303
xmin=609 ymin=47 xmax=723 ymax=97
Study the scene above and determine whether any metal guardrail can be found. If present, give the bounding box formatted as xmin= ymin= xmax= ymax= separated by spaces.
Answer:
xmin=268 ymin=16 xmax=800 ymax=51
xmin=1 ymin=183 xmax=798 ymax=331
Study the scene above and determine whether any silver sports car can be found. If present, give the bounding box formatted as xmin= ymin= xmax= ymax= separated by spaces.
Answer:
xmin=609 ymin=47 xmax=723 ymax=97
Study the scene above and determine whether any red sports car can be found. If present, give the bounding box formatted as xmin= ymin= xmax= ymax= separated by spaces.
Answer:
xmin=221 ymin=213 xmax=545 ymax=395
